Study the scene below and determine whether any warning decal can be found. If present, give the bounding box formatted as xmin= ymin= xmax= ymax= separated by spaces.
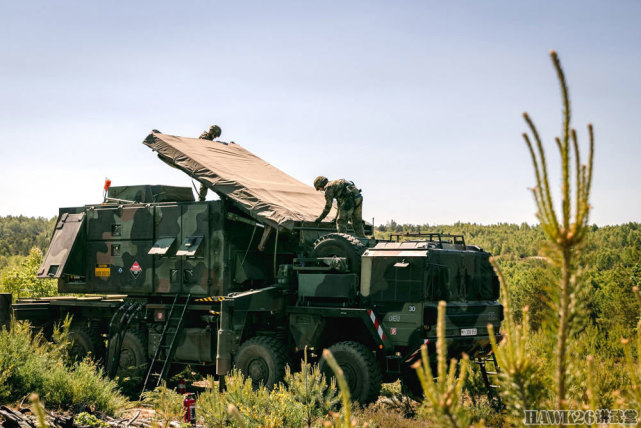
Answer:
xmin=130 ymin=261 xmax=142 ymax=279
xmin=95 ymin=264 xmax=111 ymax=278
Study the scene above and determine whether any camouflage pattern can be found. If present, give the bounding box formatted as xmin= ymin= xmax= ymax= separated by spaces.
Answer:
xmin=315 ymin=179 xmax=366 ymax=238
xmin=360 ymin=241 xmax=501 ymax=356
xmin=39 ymin=185 xmax=308 ymax=299
xmin=297 ymin=273 xmax=358 ymax=301
xmin=313 ymin=176 xmax=328 ymax=190
xmin=197 ymin=183 xmax=208 ymax=202
xmin=33 ymin=182 xmax=502 ymax=371
xmin=292 ymin=239 xmax=502 ymax=356
xmin=37 ymin=213 xmax=85 ymax=279
xmin=199 ymin=125 xmax=222 ymax=141
xmin=107 ymin=185 xmax=194 ymax=203
xmin=150 ymin=327 xmax=214 ymax=362
xmin=41 ymin=196 xmax=228 ymax=297
xmin=22 ymin=129 xmax=503 ymax=395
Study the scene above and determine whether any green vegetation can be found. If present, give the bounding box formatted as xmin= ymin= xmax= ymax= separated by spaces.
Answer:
xmin=1 ymin=247 xmax=56 ymax=298
xmin=413 ymin=302 xmax=470 ymax=428
xmin=197 ymin=362 xmax=339 ymax=427
xmin=0 ymin=216 xmax=55 ymax=268
xmin=1 ymin=52 xmax=640 ymax=427
xmin=520 ymin=50 xmax=594 ymax=408
xmin=141 ymin=382 xmax=186 ymax=427
xmin=0 ymin=215 xmax=57 ymax=299
xmin=0 ymin=318 xmax=129 ymax=415
xmin=75 ymin=412 xmax=110 ymax=427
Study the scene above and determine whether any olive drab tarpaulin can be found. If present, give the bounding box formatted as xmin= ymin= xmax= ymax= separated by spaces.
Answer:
xmin=143 ymin=131 xmax=336 ymax=230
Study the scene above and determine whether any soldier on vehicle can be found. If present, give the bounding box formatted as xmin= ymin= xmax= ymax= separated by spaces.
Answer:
xmin=314 ymin=176 xmax=366 ymax=238
xmin=197 ymin=125 xmax=222 ymax=201
xmin=199 ymin=125 xmax=221 ymax=141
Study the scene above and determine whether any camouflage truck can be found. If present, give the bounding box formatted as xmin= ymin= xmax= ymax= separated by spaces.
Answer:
xmin=0 ymin=130 xmax=503 ymax=403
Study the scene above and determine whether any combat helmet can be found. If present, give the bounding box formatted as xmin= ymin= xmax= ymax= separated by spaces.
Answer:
xmin=199 ymin=125 xmax=222 ymax=140
xmin=314 ymin=176 xmax=328 ymax=190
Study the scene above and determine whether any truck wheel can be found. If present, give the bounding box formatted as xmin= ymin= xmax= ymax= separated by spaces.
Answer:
xmin=400 ymin=365 xmax=424 ymax=400
xmin=319 ymin=341 xmax=382 ymax=405
xmin=400 ymin=360 xmax=438 ymax=401
xmin=108 ymin=330 xmax=148 ymax=388
xmin=311 ymin=233 xmax=365 ymax=273
xmin=68 ymin=325 xmax=105 ymax=362
xmin=234 ymin=336 xmax=288 ymax=390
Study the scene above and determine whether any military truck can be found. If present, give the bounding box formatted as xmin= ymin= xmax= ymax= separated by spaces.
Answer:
xmin=0 ymin=130 xmax=502 ymax=404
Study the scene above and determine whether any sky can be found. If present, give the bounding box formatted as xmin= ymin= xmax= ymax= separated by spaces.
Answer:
xmin=1 ymin=0 xmax=639 ymax=226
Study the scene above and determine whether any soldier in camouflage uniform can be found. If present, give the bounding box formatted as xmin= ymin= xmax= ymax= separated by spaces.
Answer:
xmin=314 ymin=176 xmax=365 ymax=238
xmin=197 ymin=125 xmax=222 ymax=201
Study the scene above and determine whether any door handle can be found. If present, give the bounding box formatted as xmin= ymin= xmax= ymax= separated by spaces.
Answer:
xmin=170 ymin=269 xmax=180 ymax=284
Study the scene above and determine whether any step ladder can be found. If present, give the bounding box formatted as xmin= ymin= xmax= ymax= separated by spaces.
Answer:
xmin=141 ymin=293 xmax=191 ymax=395
xmin=475 ymin=352 xmax=503 ymax=410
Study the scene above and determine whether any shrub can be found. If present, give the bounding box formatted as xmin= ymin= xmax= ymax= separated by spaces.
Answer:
xmin=0 ymin=319 xmax=128 ymax=415
xmin=75 ymin=412 xmax=109 ymax=427
xmin=282 ymin=352 xmax=340 ymax=427
xmin=1 ymin=248 xmax=56 ymax=298
xmin=198 ymin=360 xmax=339 ymax=428
xmin=141 ymin=382 xmax=185 ymax=428
xmin=198 ymin=371 xmax=284 ymax=427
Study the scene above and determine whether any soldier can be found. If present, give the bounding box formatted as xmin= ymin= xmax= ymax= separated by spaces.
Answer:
xmin=314 ymin=176 xmax=366 ymax=238
xmin=197 ymin=125 xmax=222 ymax=201
xmin=199 ymin=125 xmax=221 ymax=141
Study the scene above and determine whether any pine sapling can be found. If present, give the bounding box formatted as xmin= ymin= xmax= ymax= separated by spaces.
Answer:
xmin=413 ymin=301 xmax=469 ymax=428
xmin=522 ymin=50 xmax=594 ymax=409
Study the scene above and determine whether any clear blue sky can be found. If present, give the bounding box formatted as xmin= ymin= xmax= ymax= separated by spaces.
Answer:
xmin=1 ymin=1 xmax=639 ymax=226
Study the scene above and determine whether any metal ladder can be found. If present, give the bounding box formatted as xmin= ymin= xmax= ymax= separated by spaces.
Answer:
xmin=475 ymin=352 xmax=503 ymax=410
xmin=141 ymin=293 xmax=191 ymax=395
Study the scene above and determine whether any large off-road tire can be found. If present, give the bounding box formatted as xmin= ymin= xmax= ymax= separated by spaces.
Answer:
xmin=108 ymin=330 xmax=148 ymax=395
xmin=68 ymin=325 xmax=105 ymax=362
xmin=400 ymin=360 xmax=438 ymax=401
xmin=319 ymin=341 xmax=382 ymax=405
xmin=234 ymin=336 xmax=289 ymax=390
xmin=311 ymin=233 xmax=365 ymax=273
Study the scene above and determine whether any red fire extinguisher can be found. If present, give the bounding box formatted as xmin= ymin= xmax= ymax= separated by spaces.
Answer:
xmin=183 ymin=393 xmax=196 ymax=425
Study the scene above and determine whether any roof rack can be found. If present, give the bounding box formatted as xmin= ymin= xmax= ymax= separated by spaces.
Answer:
xmin=388 ymin=232 xmax=466 ymax=246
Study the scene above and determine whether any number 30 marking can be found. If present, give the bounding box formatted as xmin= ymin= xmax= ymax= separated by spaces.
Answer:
xmin=408 ymin=305 xmax=416 ymax=312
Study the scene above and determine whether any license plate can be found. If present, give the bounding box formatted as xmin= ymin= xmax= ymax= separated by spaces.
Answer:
xmin=460 ymin=328 xmax=477 ymax=336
